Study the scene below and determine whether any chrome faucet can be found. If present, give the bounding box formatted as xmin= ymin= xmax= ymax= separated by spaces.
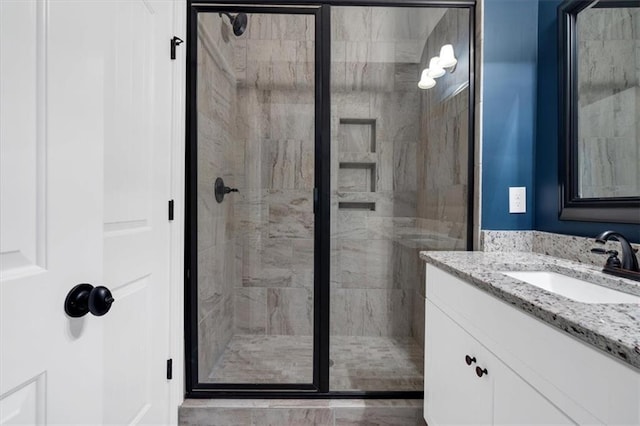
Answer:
xmin=593 ymin=231 xmax=639 ymax=273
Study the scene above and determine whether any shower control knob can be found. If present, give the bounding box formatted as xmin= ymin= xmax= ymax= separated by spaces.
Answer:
xmin=215 ymin=177 xmax=239 ymax=203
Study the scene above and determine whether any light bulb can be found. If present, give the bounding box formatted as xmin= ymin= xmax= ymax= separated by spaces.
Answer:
xmin=427 ymin=57 xmax=445 ymax=79
xmin=439 ymin=44 xmax=457 ymax=69
xmin=418 ymin=69 xmax=436 ymax=89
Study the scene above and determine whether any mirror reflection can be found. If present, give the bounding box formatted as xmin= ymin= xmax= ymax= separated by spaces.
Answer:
xmin=576 ymin=4 xmax=640 ymax=199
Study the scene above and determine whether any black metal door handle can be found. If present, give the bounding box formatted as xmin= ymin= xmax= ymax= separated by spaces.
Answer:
xmin=465 ymin=355 xmax=476 ymax=366
xmin=65 ymin=284 xmax=115 ymax=317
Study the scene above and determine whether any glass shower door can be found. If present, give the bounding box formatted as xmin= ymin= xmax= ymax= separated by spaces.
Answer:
xmin=191 ymin=7 xmax=319 ymax=388
xmin=329 ymin=5 xmax=471 ymax=392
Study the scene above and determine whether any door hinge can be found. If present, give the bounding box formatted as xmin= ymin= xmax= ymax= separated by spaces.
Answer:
xmin=170 ymin=36 xmax=184 ymax=60
xmin=166 ymin=358 xmax=173 ymax=380
xmin=168 ymin=200 xmax=174 ymax=221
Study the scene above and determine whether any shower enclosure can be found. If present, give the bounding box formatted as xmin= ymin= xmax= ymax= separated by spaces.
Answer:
xmin=185 ymin=0 xmax=474 ymax=397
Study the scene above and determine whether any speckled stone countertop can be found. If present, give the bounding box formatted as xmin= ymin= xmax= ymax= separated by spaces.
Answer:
xmin=420 ymin=251 xmax=640 ymax=370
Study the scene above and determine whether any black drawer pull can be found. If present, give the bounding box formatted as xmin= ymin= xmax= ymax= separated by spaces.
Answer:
xmin=465 ymin=355 xmax=476 ymax=366
xmin=475 ymin=366 xmax=488 ymax=378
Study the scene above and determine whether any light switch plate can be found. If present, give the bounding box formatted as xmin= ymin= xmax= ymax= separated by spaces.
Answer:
xmin=509 ymin=187 xmax=526 ymax=213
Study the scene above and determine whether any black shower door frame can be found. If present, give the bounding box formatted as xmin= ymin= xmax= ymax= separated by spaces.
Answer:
xmin=185 ymin=0 xmax=476 ymax=399
xmin=185 ymin=2 xmax=330 ymax=396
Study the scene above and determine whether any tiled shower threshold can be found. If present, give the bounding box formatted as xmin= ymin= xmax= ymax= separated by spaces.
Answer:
xmin=179 ymin=398 xmax=426 ymax=425
xmin=207 ymin=335 xmax=423 ymax=392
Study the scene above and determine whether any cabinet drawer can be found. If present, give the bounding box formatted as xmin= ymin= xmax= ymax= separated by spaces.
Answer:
xmin=426 ymin=264 xmax=640 ymax=425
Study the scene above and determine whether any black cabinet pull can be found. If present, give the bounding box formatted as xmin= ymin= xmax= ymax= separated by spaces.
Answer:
xmin=475 ymin=366 xmax=488 ymax=378
xmin=465 ymin=355 xmax=476 ymax=366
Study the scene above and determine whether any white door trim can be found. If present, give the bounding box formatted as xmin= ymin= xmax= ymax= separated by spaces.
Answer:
xmin=168 ymin=0 xmax=187 ymax=422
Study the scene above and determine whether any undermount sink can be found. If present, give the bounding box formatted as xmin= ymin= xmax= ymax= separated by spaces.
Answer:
xmin=500 ymin=271 xmax=640 ymax=304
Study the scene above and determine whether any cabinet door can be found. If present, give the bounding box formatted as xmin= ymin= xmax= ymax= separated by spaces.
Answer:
xmin=494 ymin=366 xmax=576 ymax=426
xmin=425 ymin=300 xmax=494 ymax=425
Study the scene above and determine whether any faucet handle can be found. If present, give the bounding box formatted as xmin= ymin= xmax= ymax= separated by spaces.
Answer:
xmin=591 ymin=248 xmax=622 ymax=268
xmin=605 ymin=253 xmax=622 ymax=269
xmin=591 ymin=247 xmax=619 ymax=256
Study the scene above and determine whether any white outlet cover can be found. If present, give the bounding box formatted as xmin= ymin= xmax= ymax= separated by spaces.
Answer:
xmin=509 ymin=187 xmax=526 ymax=214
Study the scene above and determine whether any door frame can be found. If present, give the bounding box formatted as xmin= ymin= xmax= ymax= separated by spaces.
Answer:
xmin=169 ymin=0 xmax=188 ymax=422
xmin=183 ymin=0 xmax=476 ymax=399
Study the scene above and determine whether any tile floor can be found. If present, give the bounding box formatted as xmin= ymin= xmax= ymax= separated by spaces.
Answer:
xmin=207 ymin=334 xmax=423 ymax=392
xmin=179 ymin=398 xmax=426 ymax=426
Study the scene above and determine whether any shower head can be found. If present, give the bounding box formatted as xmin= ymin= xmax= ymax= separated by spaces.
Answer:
xmin=219 ymin=12 xmax=248 ymax=37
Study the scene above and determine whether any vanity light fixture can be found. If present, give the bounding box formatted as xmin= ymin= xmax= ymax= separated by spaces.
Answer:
xmin=427 ymin=57 xmax=445 ymax=79
xmin=439 ymin=44 xmax=457 ymax=69
xmin=418 ymin=69 xmax=436 ymax=89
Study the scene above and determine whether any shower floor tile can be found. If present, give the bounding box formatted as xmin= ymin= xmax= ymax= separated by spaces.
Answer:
xmin=207 ymin=334 xmax=423 ymax=391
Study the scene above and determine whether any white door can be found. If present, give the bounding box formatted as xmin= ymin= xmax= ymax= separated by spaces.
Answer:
xmin=0 ymin=1 xmax=177 ymax=424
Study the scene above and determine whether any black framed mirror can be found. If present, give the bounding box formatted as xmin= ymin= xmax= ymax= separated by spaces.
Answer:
xmin=558 ymin=0 xmax=640 ymax=223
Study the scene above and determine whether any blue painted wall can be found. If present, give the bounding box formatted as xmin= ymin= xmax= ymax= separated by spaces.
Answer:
xmin=481 ymin=0 xmax=539 ymax=230
xmin=534 ymin=0 xmax=640 ymax=242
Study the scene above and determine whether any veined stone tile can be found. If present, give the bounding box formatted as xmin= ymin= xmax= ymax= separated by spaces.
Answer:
xmin=332 ymin=6 xmax=371 ymax=42
xmin=179 ymin=407 xmax=252 ymax=426
xmin=242 ymin=268 xmax=292 ymax=288
xmin=330 ymin=288 xmax=365 ymax=336
xmin=271 ymin=13 xmax=314 ymax=41
xmin=254 ymin=408 xmax=333 ymax=426
xmin=362 ymin=289 xmax=411 ymax=336
xmin=247 ymin=13 xmax=272 ymax=40
xmin=267 ymin=288 xmax=313 ymax=335
xmin=291 ymin=239 xmax=315 ymax=269
xmin=340 ymin=239 xmax=395 ymax=288
xmin=334 ymin=406 xmax=422 ymax=425
xmin=267 ymin=191 xmax=314 ymax=239
xmin=234 ymin=288 xmax=267 ymax=335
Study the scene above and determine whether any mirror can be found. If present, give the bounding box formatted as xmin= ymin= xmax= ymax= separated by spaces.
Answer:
xmin=559 ymin=0 xmax=640 ymax=223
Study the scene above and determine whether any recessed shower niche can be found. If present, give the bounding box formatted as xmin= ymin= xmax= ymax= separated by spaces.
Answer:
xmin=185 ymin=1 xmax=474 ymax=397
xmin=338 ymin=119 xmax=377 ymax=207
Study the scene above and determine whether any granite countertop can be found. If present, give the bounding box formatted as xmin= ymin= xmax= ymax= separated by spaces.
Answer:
xmin=419 ymin=251 xmax=640 ymax=370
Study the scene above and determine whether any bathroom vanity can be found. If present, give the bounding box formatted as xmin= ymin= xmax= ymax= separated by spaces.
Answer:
xmin=421 ymin=251 xmax=640 ymax=425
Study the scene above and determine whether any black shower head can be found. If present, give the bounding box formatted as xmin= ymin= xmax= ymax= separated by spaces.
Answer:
xmin=219 ymin=12 xmax=248 ymax=37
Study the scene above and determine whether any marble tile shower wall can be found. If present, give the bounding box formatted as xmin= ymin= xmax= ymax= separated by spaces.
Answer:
xmin=196 ymin=9 xmax=473 ymax=364
xmin=577 ymin=8 xmax=640 ymax=198
xmin=330 ymin=7 xmax=427 ymax=340
xmin=230 ymin=14 xmax=317 ymax=337
xmin=413 ymin=8 xmax=471 ymax=346
xmin=196 ymin=14 xmax=242 ymax=380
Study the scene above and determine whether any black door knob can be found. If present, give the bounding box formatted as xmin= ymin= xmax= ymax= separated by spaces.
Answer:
xmin=475 ymin=366 xmax=488 ymax=378
xmin=88 ymin=286 xmax=115 ymax=316
xmin=65 ymin=284 xmax=115 ymax=318
xmin=465 ymin=355 xmax=476 ymax=366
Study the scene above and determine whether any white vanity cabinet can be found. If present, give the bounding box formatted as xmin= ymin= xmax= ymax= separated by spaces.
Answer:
xmin=426 ymin=301 xmax=573 ymax=426
xmin=424 ymin=264 xmax=640 ymax=426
